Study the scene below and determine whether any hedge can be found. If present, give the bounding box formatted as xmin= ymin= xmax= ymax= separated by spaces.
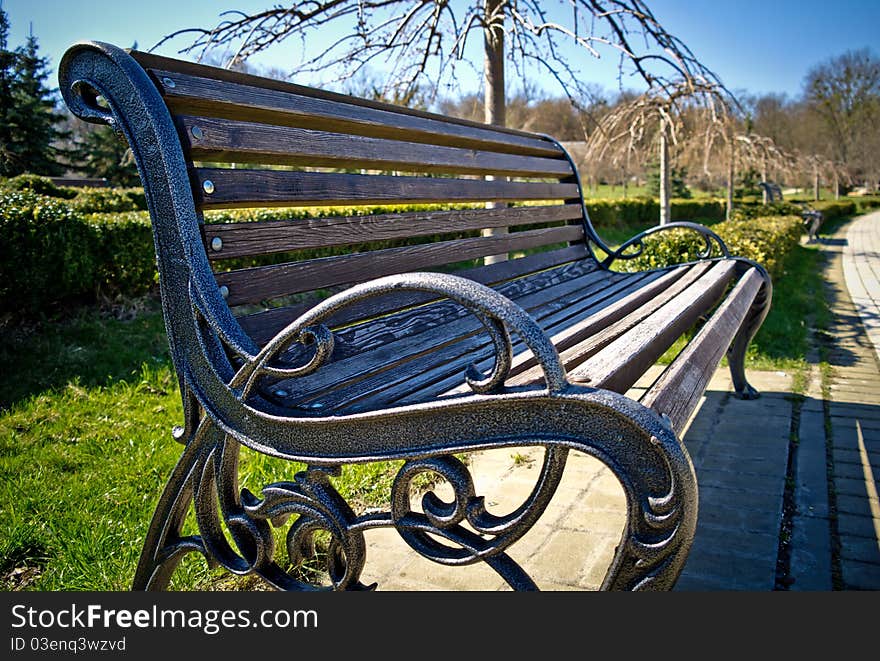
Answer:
xmin=4 ymin=184 xmax=877 ymax=319
xmin=583 ymin=198 xmax=726 ymax=228
xmin=615 ymin=215 xmax=805 ymax=280
xmin=0 ymin=192 xmax=154 ymax=315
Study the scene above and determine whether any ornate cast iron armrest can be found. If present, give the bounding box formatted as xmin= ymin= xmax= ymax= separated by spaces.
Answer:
xmin=599 ymin=221 xmax=731 ymax=269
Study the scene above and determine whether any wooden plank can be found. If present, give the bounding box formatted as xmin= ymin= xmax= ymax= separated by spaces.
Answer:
xmin=236 ymin=244 xmax=590 ymax=344
xmin=273 ymin=266 xmax=619 ymax=400
xmin=205 ymin=205 xmax=583 ymax=260
xmin=283 ymin=268 xmax=639 ymax=410
xmin=505 ymin=261 xmax=714 ymax=385
xmin=566 ymin=260 xmax=738 ymax=393
xmin=216 ymin=225 xmax=584 ymax=305
xmin=132 ymin=51 xmax=562 ymax=149
xmin=640 ymin=268 xmax=763 ymax=433
xmin=193 ymin=168 xmax=580 ymax=210
xmin=138 ymin=64 xmax=562 ymax=157
xmin=179 ymin=116 xmax=573 ymax=178
xmin=386 ymin=266 xmax=694 ymax=406
xmin=317 ymin=259 xmax=604 ymax=362
xmin=475 ymin=263 xmax=708 ymax=388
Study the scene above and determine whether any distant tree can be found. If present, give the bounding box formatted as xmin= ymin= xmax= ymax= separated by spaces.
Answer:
xmin=804 ymin=48 xmax=880 ymax=183
xmin=0 ymin=8 xmax=67 ymax=176
xmin=647 ymin=160 xmax=690 ymax=199
xmin=160 ymin=1 xmax=724 ymax=126
xmin=0 ymin=6 xmax=18 ymax=175
xmin=9 ymin=30 xmax=68 ymax=175
xmin=68 ymin=122 xmax=139 ymax=186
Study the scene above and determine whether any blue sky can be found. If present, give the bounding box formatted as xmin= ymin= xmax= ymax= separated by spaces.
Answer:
xmin=4 ymin=0 xmax=880 ymax=101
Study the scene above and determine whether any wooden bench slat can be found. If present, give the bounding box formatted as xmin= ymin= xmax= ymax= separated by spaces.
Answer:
xmin=567 ymin=261 xmax=739 ymax=393
xmin=387 ymin=265 xmax=698 ymax=407
xmin=316 ymin=258 xmax=605 ymax=362
xmin=235 ymin=244 xmax=590 ymax=345
xmin=138 ymin=63 xmax=562 ymax=157
xmin=273 ymin=265 xmax=620 ymax=400
xmin=180 ymin=116 xmax=573 ymax=178
xmin=640 ymin=267 xmax=764 ymax=433
xmin=205 ymin=204 xmax=584 ymax=260
xmin=216 ymin=224 xmax=584 ymax=305
xmin=289 ymin=268 xmax=677 ymax=412
xmin=193 ymin=168 xmax=580 ymax=210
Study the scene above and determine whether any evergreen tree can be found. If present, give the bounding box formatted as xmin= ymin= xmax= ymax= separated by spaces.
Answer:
xmin=0 ymin=6 xmax=19 ymax=175
xmin=71 ymin=123 xmax=140 ymax=186
xmin=647 ymin=160 xmax=692 ymax=199
xmin=8 ymin=28 xmax=68 ymax=175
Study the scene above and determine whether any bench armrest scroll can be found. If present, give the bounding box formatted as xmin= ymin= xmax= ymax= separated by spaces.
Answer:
xmin=600 ymin=221 xmax=730 ymax=269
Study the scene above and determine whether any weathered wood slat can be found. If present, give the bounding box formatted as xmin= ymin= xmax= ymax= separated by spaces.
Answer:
xmin=273 ymin=265 xmax=620 ymax=401
xmin=194 ymin=168 xmax=580 ymax=210
xmin=387 ymin=265 xmax=696 ymax=406
xmin=179 ymin=116 xmax=573 ymax=178
xmin=217 ymin=225 xmax=584 ymax=305
xmin=640 ymin=268 xmax=763 ymax=433
xmin=505 ymin=261 xmax=715 ymax=386
xmin=205 ymin=205 xmax=583 ymax=260
xmin=567 ymin=261 xmax=738 ymax=393
xmin=318 ymin=258 xmax=604 ymax=362
xmin=235 ymin=244 xmax=590 ymax=344
xmin=467 ymin=263 xmax=709 ymax=390
xmin=136 ymin=62 xmax=562 ymax=157
xmin=290 ymin=269 xmax=666 ymax=412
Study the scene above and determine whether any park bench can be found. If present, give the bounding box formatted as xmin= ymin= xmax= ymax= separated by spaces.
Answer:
xmin=59 ymin=41 xmax=772 ymax=591
xmin=759 ymin=181 xmax=823 ymax=242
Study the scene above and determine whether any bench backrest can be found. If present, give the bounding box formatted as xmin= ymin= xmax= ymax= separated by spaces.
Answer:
xmin=127 ymin=51 xmax=590 ymax=344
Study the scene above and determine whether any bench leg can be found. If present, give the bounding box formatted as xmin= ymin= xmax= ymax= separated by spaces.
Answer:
xmin=727 ymin=268 xmax=772 ymax=400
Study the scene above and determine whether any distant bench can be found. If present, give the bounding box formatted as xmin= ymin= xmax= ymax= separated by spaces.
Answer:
xmin=759 ymin=181 xmax=823 ymax=242
xmin=60 ymin=41 xmax=773 ymax=591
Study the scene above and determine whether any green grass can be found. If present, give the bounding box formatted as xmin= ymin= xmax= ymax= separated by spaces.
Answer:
xmin=0 ymin=299 xmax=410 ymax=590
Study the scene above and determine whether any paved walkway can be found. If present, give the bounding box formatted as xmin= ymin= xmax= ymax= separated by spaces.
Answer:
xmin=361 ymin=212 xmax=880 ymax=590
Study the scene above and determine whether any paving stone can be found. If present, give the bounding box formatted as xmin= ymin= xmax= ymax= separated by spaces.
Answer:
xmin=841 ymin=559 xmax=880 ymax=590
xmin=695 ymin=467 xmax=785 ymax=498
xmin=789 ymin=515 xmax=833 ymax=591
xmin=688 ymin=523 xmax=779 ymax=561
xmin=839 ymin=535 xmax=880 ymax=565
xmin=678 ymin=549 xmax=775 ymax=590
xmin=837 ymin=512 xmax=880 ymax=539
xmin=835 ymin=493 xmax=880 ymax=517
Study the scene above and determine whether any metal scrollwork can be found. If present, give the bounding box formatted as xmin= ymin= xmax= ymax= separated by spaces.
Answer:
xmin=600 ymin=221 xmax=731 ymax=268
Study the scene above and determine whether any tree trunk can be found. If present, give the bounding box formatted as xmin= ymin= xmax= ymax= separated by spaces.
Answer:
xmin=482 ymin=0 xmax=507 ymax=264
xmin=813 ymin=165 xmax=820 ymax=201
xmin=834 ymin=171 xmax=839 ymax=200
xmin=761 ymin=156 xmax=768 ymax=205
xmin=659 ymin=120 xmax=670 ymax=225
xmin=726 ymin=138 xmax=735 ymax=221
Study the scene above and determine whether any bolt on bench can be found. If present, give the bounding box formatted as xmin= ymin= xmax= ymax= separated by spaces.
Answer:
xmin=60 ymin=42 xmax=772 ymax=591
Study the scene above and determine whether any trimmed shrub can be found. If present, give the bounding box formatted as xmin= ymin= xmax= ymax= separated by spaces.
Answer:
xmin=0 ymin=174 xmax=77 ymax=199
xmin=68 ymin=187 xmax=148 ymax=213
xmin=615 ymin=215 xmax=804 ymax=280
xmin=84 ymin=211 xmax=155 ymax=296
xmin=583 ymin=197 xmax=725 ymax=229
xmin=855 ymin=196 xmax=880 ymax=211
xmin=0 ymin=191 xmax=99 ymax=313
xmin=811 ymin=199 xmax=856 ymax=221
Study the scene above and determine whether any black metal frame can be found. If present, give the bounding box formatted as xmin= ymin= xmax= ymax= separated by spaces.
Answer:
xmin=58 ymin=41 xmax=770 ymax=591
